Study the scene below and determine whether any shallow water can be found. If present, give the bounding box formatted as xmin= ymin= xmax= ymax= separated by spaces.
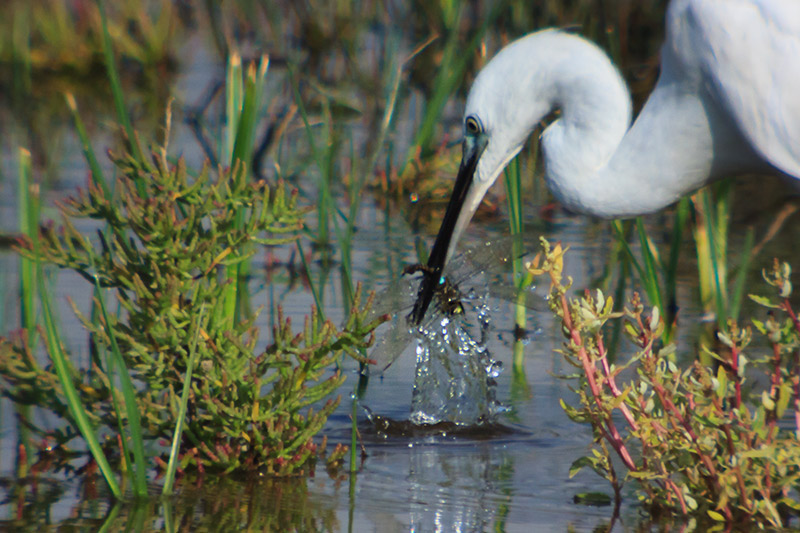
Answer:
xmin=2 ymin=3 xmax=800 ymax=531
xmin=0 ymin=205 xmax=639 ymax=531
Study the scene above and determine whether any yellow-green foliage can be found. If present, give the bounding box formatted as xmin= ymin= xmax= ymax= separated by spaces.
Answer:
xmin=531 ymin=238 xmax=800 ymax=528
xmin=2 ymin=147 xmax=382 ymax=475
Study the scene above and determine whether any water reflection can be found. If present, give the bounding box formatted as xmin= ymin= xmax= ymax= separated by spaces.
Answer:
xmin=405 ymin=439 xmax=514 ymax=532
xmin=0 ymin=474 xmax=339 ymax=531
xmin=352 ymin=424 xmax=521 ymax=533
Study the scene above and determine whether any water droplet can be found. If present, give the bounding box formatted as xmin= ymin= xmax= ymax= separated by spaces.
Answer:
xmin=408 ymin=297 xmax=505 ymax=426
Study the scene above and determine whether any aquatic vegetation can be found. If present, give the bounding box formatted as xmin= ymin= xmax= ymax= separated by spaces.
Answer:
xmin=0 ymin=0 xmax=177 ymax=77
xmin=1 ymin=143 xmax=382 ymax=480
xmin=530 ymin=238 xmax=800 ymax=527
xmin=0 ymin=474 xmax=339 ymax=531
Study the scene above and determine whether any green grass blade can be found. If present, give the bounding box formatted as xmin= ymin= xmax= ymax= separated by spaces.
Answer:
xmin=16 ymin=148 xmax=37 ymax=472
xmin=163 ymin=500 xmax=176 ymax=533
xmin=411 ymin=0 xmax=509 ymax=157
xmin=347 ymin=38 xmax=403 ymax=237
xmin=635 ymin=217 xmax=664 ymax=313
xmin=701 ymin=190 xmax=728 ymax=329
xmin=223 ymin=55 xmax=269 ymax=325
xmin=97 ymin=502 xmax=122 ymax=533
xmin=98 ymin=333 xmax=132 ymax=485
xmin=65 ymin=93 xmax=110 ymax=196
xmin=611 ymin=220 xmax=647 ymax=286
xmin=38 ymin=266 xmax=121 ymax=498
xmin=729 ymin=227 xmax=754 ymax=323
xmin=350 ymin=388 xmax=358 ymax=474
xmin=95 ymin=0 xmax=146 ymax=179
xmin=91 ymin=265 xmax=148 ymax=498
xmin=287 ymin=63 xmax=333 ymax=247
xmin=664 ymin=197 xmax=690 ymax=334
xmin=296 ymin=240 xmax=325 ymax=318
xmin=231 ymin=57 xmax=269 ymax=170
xmin=503 ymin=155 xmax=528 ymax=369
xmin=225 ymin=53 xmax=243 ymax=164
xmin=18 ymin=148 xmax=38 ymax=347
xmin=162 ymin=304 xmax=206 ymax=496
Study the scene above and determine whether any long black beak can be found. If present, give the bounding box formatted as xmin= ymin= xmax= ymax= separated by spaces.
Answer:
xmin=409 ymin=137 xmax=484 ymax=325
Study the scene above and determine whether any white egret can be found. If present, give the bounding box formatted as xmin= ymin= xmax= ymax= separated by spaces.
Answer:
xmin=410 ymin=0 xmax=800 ymax=324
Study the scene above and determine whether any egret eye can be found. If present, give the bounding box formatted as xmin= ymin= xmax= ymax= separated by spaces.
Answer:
xmin=465 ymin=115 xmax=482 ymax=135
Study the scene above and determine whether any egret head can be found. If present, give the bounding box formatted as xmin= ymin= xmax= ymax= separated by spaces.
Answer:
xmin=409 ymin=34 xmax=552 ymax=325
xmin=410 ymin=30 xmax=629 ymax=324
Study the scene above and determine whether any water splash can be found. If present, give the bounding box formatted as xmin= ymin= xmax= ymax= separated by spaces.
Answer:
xmin=408 ymin=295 xmax=506 ymax=426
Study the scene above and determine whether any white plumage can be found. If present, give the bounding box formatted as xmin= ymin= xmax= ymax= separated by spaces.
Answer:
xmin=411 ymin=0 xmax=800 ymax=324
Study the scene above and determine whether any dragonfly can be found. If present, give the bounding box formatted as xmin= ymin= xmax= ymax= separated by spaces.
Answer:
xmin=366 ymin=237 xmax=549 ymax=373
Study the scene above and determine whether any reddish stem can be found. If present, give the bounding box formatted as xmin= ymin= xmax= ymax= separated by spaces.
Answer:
xmin=561 ymin=295 xmax=637 ymax=471
xmin=783 ymin=300 xmax=800 ymax=336
xmin=648 ymin=361 xmax=722 ymax=499
xmin=794 ymin=350 xmax=800 ymax=439
xmin=597 ymin=334 xmax=640 ymax=431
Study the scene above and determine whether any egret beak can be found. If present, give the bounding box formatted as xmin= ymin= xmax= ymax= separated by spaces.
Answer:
xmin=409 ymin=135 xmax=487 ymax=325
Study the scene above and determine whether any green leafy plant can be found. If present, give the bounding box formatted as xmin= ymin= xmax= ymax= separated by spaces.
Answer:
xmin=529 ymin=238 xmax=800 ymax=527
xmin=1 ymin=142 xmax=382 ymax=480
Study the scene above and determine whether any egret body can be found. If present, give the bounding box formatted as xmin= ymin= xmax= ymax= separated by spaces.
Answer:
xmin=411 ymin=0 xmax=800 ymax=325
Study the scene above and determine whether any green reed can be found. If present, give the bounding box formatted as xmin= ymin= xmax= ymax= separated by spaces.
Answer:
xmin=65 ymin=94 xmax=111 ymax=196
xmin=35 ymin=235 xmax=123 ymax=498
xmin=609 ymin=197 xmax=689 ymax=346
xmin=693 ymin=182 xmax=754 ymax=327
xmin=18 ymin=124 xmax=139 ymax=496
xmin=66 ymin=20 xmax=152 ymax=493
xmin=410 ymin=0 xmax=508 ymax=159
xmin=288 ymin=63 xmax=335 ymax=252
xmin=15 ymin=149 xmax=37 ymax=475
xmin=502 ymin=156 xmax=530 ymax=371
xmin=162 ymin=304 xmax=206 ymax=496
xmin=96 ymin=0 xmax=146 ymax=175
xmin=222 ymin=53 xmax=270 ymax=325
xmin=18 ymin=149 xmax=37 ymax=348
xmin=89 ymin=254 xmax=148 ymax=498
xmin=612 ymin=182 xmax=754 ymax=351
xmin=288 ymin=41 xmax=408 ymax=470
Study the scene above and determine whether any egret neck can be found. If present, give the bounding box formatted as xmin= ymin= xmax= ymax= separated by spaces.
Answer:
xmin=411 ymin=25 xmax=781 ymax=325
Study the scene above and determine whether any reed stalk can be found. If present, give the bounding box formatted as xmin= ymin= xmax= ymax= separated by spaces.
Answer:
xmin=65 ymin=94 xmax=110 ymax=196
xmin=18 ymin=149 xmax=37 ymax=348
xmin=288 ymin=63 xmax=334 ymax=250
xmin=410 ymin=0 xmax=509 ymax=158
xmin=68 ymin=82 xmax=148 ymax=493
xmin=16 ymin=148 xmax=37 ymax=474
xmin=502 ymin=156 xmax=529 ymax=371
xmin=96 ymin=0 xmax=146 ymax=178
xmin=38 ymin=256 xmax=122 ymax=499
xmin=222 ymin=54 xmax=269 ymax=325
xmin=90 ymin=257 xmax=148 ymax=498
xmin=162 ymin=305 xmax=206 ymax=496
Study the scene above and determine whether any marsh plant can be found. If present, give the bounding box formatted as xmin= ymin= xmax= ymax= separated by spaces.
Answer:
xmin=528 ymin=239 xmax=800 ymax=527
xmin=1 ymin=144 xmax=381 ymax=478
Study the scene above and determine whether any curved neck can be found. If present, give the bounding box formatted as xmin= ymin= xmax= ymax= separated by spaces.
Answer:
xmin=539 ymin=60 xmax=634 ymax=216
xmin=538 ymin=37 xmax=754 ymax=218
